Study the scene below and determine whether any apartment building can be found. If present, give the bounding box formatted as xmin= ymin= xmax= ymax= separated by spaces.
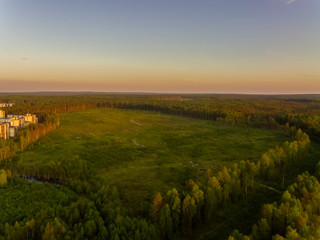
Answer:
xmin=0 ymin=111 xmax=38 ymax=139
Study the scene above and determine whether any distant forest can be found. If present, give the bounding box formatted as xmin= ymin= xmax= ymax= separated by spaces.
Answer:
xmin=0 ymin=94 xmax=320 ymax=240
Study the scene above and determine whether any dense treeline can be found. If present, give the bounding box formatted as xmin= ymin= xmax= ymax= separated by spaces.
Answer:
xmin=229 ymin=171 xmax=320 ymax=240
xmin=228 ymin=126 xmax=320 ymax=240
xmin=0 ymin=113 xmax=59 ymax=163
xmin=2 ymin=94 xmax=320 ymax=138
xmin=2 ymin=177 xmax=157 ymax=240
xmin=275 ymin=113 xmax=320 ymax=142
xmin=258 ymin=127 xmax=310 ymax=181
xmin=1 ymin=176 xmax=108 ymax=240
xmin=150 ymin=128 xmax=310 ymax=239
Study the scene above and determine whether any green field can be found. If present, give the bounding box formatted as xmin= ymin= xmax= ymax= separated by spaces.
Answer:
xmin=15 ymin=108 xmax=288 ymax=212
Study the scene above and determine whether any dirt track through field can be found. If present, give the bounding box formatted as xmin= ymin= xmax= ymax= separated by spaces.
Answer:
xmin=130 ymin=119 xmax=142 ymax=126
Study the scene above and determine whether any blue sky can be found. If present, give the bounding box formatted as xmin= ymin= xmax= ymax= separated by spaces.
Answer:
xmin=0 ymin=0 xmax=319 ymax=93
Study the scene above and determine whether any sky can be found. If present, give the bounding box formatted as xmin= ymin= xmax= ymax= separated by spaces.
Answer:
xmin=0 ymin=0 xmax=319 ymax=93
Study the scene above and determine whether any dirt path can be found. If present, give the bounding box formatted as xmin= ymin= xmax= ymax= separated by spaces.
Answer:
xmin=255 ymin=181 xmax=281 ymax=193
xmin=130 ymin=119 xmax=142 ymax=126
xmin=132 ymin=139 xmax=144 ymax=147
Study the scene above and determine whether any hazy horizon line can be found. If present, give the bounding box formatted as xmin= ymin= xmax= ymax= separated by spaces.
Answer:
xmin=0 ymin=91 xmax=320 ymax=96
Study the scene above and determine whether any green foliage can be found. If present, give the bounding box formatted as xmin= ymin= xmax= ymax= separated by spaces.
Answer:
xmin=182 ymin=194 xmax=196 ymax=233
xmin=159 ymin=204 xmax=173 ymax=239
xmin=257 ymin=128 xmax=311 ymax=180
xmin=229 ymin=171 xmax=320 ymax=240
xmin=0 ymin=169 xmax=7 ymax=187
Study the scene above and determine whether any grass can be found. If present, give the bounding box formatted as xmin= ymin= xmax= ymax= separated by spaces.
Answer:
xmin=14 ymin=108 xmax=288 ymax=213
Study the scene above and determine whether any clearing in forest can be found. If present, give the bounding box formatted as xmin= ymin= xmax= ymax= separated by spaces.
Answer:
xmin=14 ymin=108 xmax=288 ymax=212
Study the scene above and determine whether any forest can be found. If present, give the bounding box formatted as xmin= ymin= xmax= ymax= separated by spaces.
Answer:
xmin=0 ymin=93 xmax=320 ymax=240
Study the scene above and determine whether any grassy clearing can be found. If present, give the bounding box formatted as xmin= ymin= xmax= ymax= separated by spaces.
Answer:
xmin=14 ymin=108 xmax=288 ymax=212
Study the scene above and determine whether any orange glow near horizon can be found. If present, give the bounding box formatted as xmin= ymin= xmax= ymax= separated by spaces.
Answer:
xmin=0 ymin=0 xmax=319 ymax=93
xmin=1 ymin=74 xmax=319 ymax=94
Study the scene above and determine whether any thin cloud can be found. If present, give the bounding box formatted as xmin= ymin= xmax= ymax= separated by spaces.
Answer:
xmin=285 ymin=0 xmax=299 ymax=5
xmin=20 ymin=56 xmax=30 ymax=61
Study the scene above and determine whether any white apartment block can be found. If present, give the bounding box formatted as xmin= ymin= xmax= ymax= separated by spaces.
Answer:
xmin=0 ymin=103 xmax=14 ymax=107
xmin=7 ymin=114 xmax=38 ymax=124
xmin=0 ymin=123 xmax=9 ymax=140
xmin=0 ymin=111 xmax=38 ymax=139
xmin=0 ymin=110 xmax=5 ymax=118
